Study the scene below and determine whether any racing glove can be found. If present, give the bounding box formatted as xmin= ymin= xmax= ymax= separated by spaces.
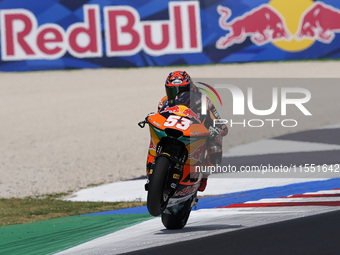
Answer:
xmin=209 ymin=126 xmax=222 ymax=138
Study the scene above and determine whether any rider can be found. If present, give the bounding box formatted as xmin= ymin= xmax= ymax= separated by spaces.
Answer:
xmin=157 ymin=71 xmax=228 ymax=192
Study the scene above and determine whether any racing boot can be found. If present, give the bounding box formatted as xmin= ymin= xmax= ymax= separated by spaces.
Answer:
xmin=198 ymin=138 xmax=223 ymax=192
xmin=198 ymin=178 xmax=207 ymax=192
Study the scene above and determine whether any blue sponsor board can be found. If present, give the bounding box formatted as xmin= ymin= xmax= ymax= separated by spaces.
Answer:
xmin=0 ymin=0 xmax=340 ymax=71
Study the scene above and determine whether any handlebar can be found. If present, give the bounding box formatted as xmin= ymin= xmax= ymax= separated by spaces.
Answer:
xmin=138 ymin=112 xmax=156 ymax=128
xmin=138 ymin=119 xmax=148 ymax=128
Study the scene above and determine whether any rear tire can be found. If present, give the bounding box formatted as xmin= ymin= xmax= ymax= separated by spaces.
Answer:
xmin=147 ymin=157 xmax=171 ymax=216
xmin=161 ymin=196 xmax=193 ymax=229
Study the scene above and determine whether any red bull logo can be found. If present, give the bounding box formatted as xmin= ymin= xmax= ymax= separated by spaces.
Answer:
xmin=161 ymin=105 xmax=201 ymax=123
xmin=182 ymin=108 xmax=200 ymax=123
xmin=297 ymin=2 xmax=340 ymax=43
xmin=149 ymin=138 xmax=156 ymax=150
xmin=216 ymin=4 xmax=290 ymax=49
xmin=188 ymin=143 xmax=206 ymax=163
xmin=161 ymin=105 xmax=181 ymax=114
xmin=216 ymin=0 xmax=340 ymax=52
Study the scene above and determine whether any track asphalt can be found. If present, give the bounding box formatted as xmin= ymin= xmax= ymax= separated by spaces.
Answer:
xmin=127 ymin=209 xmax=340 ymax=255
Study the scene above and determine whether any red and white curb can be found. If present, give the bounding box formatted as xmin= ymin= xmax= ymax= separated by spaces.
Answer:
xmin=221 ymin=189 xmax=340 ymax=208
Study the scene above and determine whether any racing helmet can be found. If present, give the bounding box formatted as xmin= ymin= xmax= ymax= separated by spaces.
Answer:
xmin=165 ymin=71 xmax=192 ymax=100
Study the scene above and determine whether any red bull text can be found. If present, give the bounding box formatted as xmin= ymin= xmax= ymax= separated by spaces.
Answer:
xmin=0 ymin=2 xmax=202 ymax=61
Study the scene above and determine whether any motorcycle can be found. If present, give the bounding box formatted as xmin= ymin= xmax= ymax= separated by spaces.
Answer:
xmin=138 ymin=104 xmax=210 ymax=229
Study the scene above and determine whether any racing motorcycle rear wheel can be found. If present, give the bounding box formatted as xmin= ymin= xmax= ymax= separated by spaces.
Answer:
xmin=161 ymin=195 xmax=194 ymax=229
xmin=147 ymin=156 xmax=171 ymax=216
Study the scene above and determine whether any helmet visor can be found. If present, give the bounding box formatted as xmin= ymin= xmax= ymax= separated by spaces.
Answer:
xmin=166 ymin=86 xmax=180 ymax=100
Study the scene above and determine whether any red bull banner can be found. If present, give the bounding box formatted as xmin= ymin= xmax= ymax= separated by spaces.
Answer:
xmin=0 ymin=0 xmax=340 ymax=71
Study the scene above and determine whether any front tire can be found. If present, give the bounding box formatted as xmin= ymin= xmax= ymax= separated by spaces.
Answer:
xmin=147 ymin=157 xmax=171 ymax=216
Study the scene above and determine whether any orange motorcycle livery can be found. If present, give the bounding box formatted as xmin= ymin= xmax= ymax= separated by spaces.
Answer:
xmin=139 ymin=104 xmax=210 ymax=229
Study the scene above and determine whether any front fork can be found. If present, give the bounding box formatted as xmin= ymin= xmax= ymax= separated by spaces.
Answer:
xmin=145 ymin=138 xmax=187 ymax=198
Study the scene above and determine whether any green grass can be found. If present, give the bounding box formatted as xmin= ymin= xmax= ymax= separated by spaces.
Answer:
xmin=0 ymin=196 xmax=145 ymax=227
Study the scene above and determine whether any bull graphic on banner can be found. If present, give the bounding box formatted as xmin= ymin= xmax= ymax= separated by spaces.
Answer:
xmin=216 ymin=1 xmax=340 ymax=49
